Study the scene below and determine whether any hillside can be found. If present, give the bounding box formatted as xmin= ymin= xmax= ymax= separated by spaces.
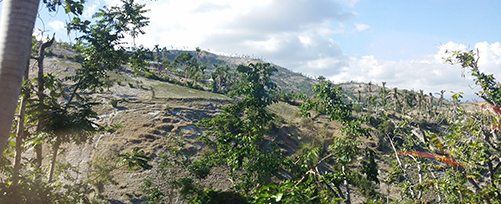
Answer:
xmin=37 ymin=46 xmax=333 ymax=201
xmin=3 ymin=42 xmax=498 ymax=204
xmin=36 ymin=57 xmax=325 ymax=202
xmin=47 ymin=43 xmax=448 ymax=103
xmin=160 ymin=50 xmax=317 ymax=95
xmin=2 ymin=1 xmax=500 ymax=203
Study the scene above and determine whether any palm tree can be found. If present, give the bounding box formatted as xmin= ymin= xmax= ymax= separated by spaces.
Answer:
xmin=0 ymin=0 xmax=40 ymax=153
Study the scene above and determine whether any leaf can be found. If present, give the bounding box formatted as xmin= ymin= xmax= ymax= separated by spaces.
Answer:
xmin=273 ymin=192 xmax=284 ymax=202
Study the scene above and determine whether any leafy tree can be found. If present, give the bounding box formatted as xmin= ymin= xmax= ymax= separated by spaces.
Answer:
xmin=383 ymin=50 xmax=501 ymax=203
xmin=439 ymin=50 xmax=501 ymax=202
xmin=300 ymin=78 xmax=351 ymax=121
xmin=129 ymin=46 xmax=151 ymax=75
xmin=33 ymin=4 xmax=136 ymax=183
xmin=199 ymin=63 xmax=282 ymax=192
xmin=109 ymin=0 xmax=150 ymax=47
xmin=446 ymin=49 xmax=501 ymax=106
xmin=211 ymin=65 xmax=231 ymax=93
xmin=0 ymin=0 xmax=89 ymax=160
xmin=2 ymin=0 xmax=151 ymax=201
xmin=151 ymin=63 xmax=283 ymax=203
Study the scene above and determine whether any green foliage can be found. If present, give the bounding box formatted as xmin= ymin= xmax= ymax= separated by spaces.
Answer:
xmin=361 ymin=50 xmax=501 ymax=203
xmin=150 ymin=63 xmax=282 ymax=202
xmin=433 ymin=112 xmax=501 ymax=202
xmin=362 ymin=148 xmax=379 ymax=184
xmin=439 ymin=50 xmax=501 ymax=202
xmin=171 ymin=51 xmax=210 ymax=88
xmin=11 ymin=3 xmax=501 ymax=201
xmin=129 ymin=46 xmax=150 ymax=74
xmin=1 ymin=1 xmax=157 ymax=203
xmin=172 ymin=177 xmax=248 ymax=204
xmin=118 ymin=148 xmax=152 ymax=171
xmin=3 ymin=1 xmax=153 ymax=202
xmin=300 ymin=78 xmax=351 ymax=121
xmin=68 ymin=9 xmax=128 ymax=92
xmin=294 ymin=79 xmax=380 ymax=202
xmin=105 ymin=0 xmax=150 ymax=47
xmin=446 ymin=50 xmax=501 ymax=106
xmin=43 ymin=0 xmax=85 ymax=15
xmin=0 ymin=160 xmax=100 ymax=203
xmin=86 ymin=155 xmax=119 ymax=195
xmin=198 ymin=63 xmax=282 ymax=192
xmin=141 ymin=179 xmax=165 ymax=204
xmin=26 ymin=74 xmax=98 ymax=145
xmin=329 ymin=137 xmax=358 ymax=165
xmin=252 ymin=179 xmax=327 ymax=203
xmin=211 ymin=65 xmax=232 ymax=93
xmin=300 ymin=78 xmax=370 ymax=138
xmin=174 ymin=52 xmax=194 ymax=65
xmin=274 ymin=90 xmax=304 ymax=105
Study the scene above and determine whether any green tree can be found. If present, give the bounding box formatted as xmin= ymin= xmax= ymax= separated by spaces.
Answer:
xmin=40 ymin=0 xmax=150 ymax=183
xmin=0 ymin=0 xmax=87 ymax=156
xmin=211 ymin=65 xmax=231 ymax=93
xmin=446 ymin=50 xmax=501 ymax=106
xmin=199 ymin=63 xmax=282 ymax=192
xmin=129 ymin=46 xmax=151 ymax=75
xmin=440 ymin=50 xmax=501 ymax=202
xmin=300 ymin=78 xmax=351 ymax=121
xmin=110 ymin=0 xmax=150 ymax=47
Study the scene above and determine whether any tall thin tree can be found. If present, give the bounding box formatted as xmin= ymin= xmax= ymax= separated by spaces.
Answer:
xmin=0 ymin=0 xmax=40 ymax=154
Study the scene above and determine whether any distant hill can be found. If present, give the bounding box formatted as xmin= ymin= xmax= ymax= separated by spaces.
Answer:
xmin=163 ymin=50 xmax=317 ymax=95
xmin=46 ymin=42 xmax=448 ymax=105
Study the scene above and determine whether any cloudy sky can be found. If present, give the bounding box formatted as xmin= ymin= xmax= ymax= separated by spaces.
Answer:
xmin=22 ymin=0 xmax=501 ymax=100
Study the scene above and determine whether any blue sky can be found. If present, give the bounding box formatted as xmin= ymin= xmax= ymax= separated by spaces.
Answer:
xmin=2 ymin=0 xmax=500 ymax=100
xmin=337 ymin=0 xmax=501 ymax=60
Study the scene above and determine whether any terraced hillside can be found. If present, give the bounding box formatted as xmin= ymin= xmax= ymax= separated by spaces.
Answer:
xmin=52 ymin=70 xmax=343 ymax=202
xmin=10 ymin=43 xmax=496 ymax=204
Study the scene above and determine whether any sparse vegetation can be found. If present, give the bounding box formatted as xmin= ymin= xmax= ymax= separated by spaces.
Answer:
xmin=0 ymin=1 xmax=499 ymax=203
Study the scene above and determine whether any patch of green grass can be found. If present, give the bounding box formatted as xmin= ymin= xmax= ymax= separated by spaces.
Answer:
xmin=146 ymin=80 xmax=229 ymax=100
xmin=268 ymin=102 xmax=300 ymax=122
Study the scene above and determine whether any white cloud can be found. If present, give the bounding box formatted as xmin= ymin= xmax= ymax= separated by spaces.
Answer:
xmin=434 ymin=41 xmax=467 ymax=62
xmin=474 ymin=42 xmax=501 ymax=68
xmin=32 ymin=29 xmax=44 ymax=41
xmin=102 ymin=0 xmax=121 ymax=7
xmin=328 ymin=42 xmax=501 ymax=100
xmin=337 ymin=0 xmax=359 ymax=7
xmin=83 ymin=2 xmax=99 ymax=18
xmin=113 ymin=0 xmax=353 ymax=56
xmin=354 ymin=23 xmax=370 ymax=32
xmin=48 ymin=20 xmax=65 ymax=32
xmin=100 ymin=1 xmax=500 ymax=101
xmin=298 ymin=35 xmax=313 ymax=47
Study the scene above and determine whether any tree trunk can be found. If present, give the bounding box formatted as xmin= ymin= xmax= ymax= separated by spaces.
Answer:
xmin=386 ymin=133 xmax=415 ymax=198
xmin=34 ymin=36 xmax=55 ymax=167
xmin=13 ymin=63 xmax=30 ymax=186
xmin=65 ymin=81 xmax=82 ymax=109
xmin=342 ymin=165 xmax=351 ymax=204
xmin=48 ymin=137 xmax=61 ymax=183
xmin=0 ymin=0 xmax=41 ymax=154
